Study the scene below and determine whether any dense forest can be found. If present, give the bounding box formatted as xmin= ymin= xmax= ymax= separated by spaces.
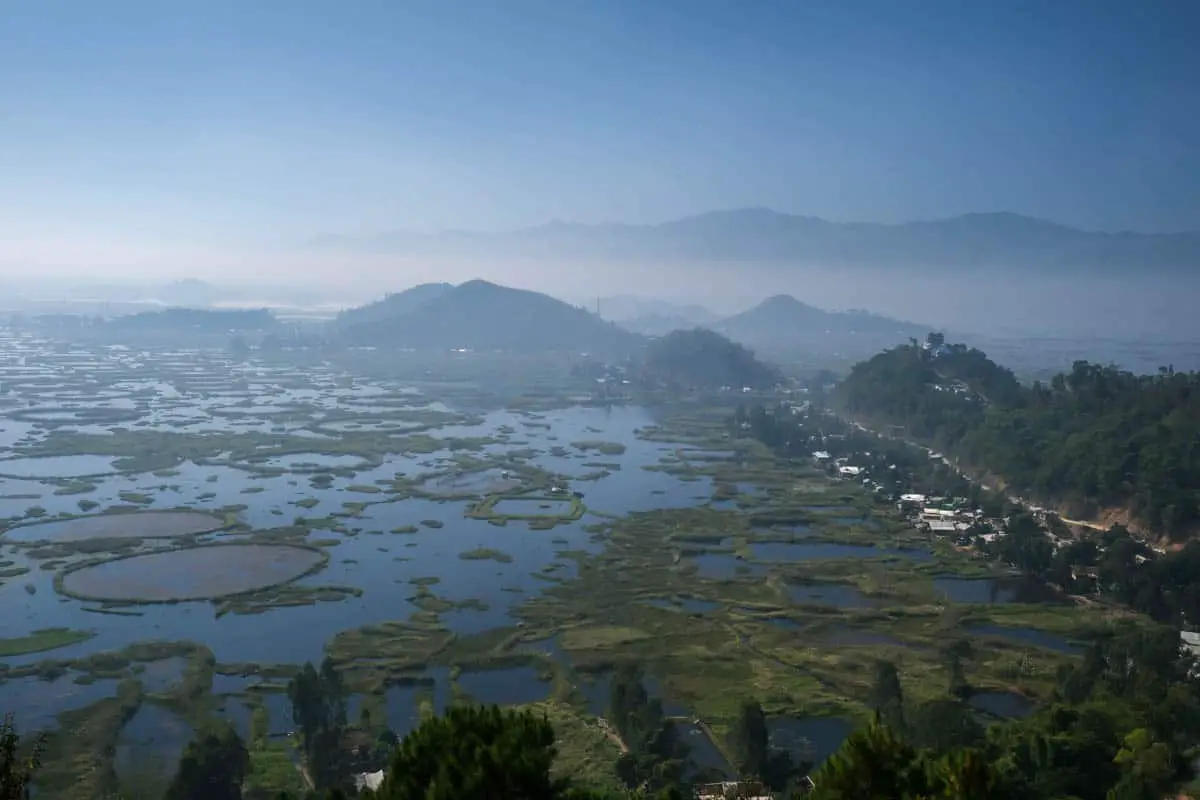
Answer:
xmin=5 ymin=626 xmax=1195 ymax=799
xmin=834 ymin=338 xmax=1200 ymax=537
xmin=640 ymin=329 xmax=782 ymax=391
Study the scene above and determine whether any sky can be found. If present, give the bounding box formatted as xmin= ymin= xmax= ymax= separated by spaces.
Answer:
xmin=2 ymin=0 xmax=1198 ymax=282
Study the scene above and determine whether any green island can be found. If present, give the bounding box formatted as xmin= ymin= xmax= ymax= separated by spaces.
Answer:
xmin=0 ymin=628 xmax=95 ymax=657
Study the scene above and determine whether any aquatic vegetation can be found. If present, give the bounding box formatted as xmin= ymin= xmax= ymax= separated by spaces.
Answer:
xmin=458 ymin=547 xmax=515 ymax=564
xmin=0 ymin=627 xmax=95 ymax=657
xmin=570 ymin=440 xmax=627 ymax=456
xmin=468 ymin=494 xmax=586 ymax=523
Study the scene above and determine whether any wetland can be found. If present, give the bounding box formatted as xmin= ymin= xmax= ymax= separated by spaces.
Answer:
xmin=0 ymin=333 xmax=1125 ymax=798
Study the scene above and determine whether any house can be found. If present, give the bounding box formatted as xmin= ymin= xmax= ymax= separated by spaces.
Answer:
xmin=354 ymin=770 xmax=385 ymax=793
xmin=838 ymin=465 xmax=863 ymax=477
xmin=900 ymin=493 xmax=927 ymax=504
xmin=1181 ymin=631 xmax=1200 ymax=662
xmin=695 ymin=781 xmax=773 ymax=800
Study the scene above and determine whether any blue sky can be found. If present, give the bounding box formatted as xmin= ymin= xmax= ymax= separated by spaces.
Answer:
xmin=1 ymin=0 xmax=1197 ymax=278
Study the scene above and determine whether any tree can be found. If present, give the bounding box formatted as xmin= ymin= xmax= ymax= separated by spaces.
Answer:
xmin=811 ymin=721 xmax=930 ymax=799
xmin=363 ymin=705 xmax=569 ymax=800
xmin=165 ymin=721 xmax=250 ymax=800
xmin=812 ymin=721 xmax=1005 ymax=800
xmin=729 ymin=701 xmax=769 ymax=780
xmin=1106 ymin=728 xmax=1175 ymax=800
xmin=287 ymin=658 xmax=350 ymax=792
xmin=868 ymin=661 xmax=906 ymax=734
xmin=1 ymin=714 xmax=45 ymax=800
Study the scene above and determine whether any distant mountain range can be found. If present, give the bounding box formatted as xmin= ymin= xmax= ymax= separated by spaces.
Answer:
xmin=339 ymin=280 xmax=642 ymax=356
xmin=307 ymin=209 xmax=1200 ymax=271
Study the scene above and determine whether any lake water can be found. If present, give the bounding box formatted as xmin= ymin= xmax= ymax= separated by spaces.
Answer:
xmin=768 ymin=716 xmax=855 ymax=767
xmin=691 ymin=553 xmax=768 ymax=579
xmin=968 ymin=625 xmax=1081 ymax=654
xmin=0 ymin=338 xmax=1035 ymax=787
xmin=0 ymin=454 xmax=119 ymax=478
xmin=934 ymin=576 xmax=1062 ymax=604
xmin=113 ymin=704 xmax=193 ymax=796
xmin=788 ymin=583 xmax=880 ymax=609
xmin=969 ymin=690 xmax=1035 ymax=719
xmin=754 ymin=541 xmax=931 ymax=562
xmin=458 ymin=667 xmax=550 ymax=707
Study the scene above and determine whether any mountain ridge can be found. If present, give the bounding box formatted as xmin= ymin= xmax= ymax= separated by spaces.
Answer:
xmin=306 ymin=209 xmax=1200 ymax=270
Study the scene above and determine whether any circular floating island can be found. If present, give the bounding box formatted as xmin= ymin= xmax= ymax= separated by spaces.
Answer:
xmin=57 ymin=543 xmax=327 ymax=602
xmin=6 ymin=406 xmax=143 ymax=425
xmin=2 ymin=510 xmax=227 ymax=544
xmin=0 ymin=454 xmax=122 ymax=479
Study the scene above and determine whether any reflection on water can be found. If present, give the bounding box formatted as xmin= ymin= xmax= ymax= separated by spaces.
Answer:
xmin=114 ymin=704 xmax=193 ymax=795
xmin=768 ymin=716 xmax=855 ymax=768
xmin=934 ymin=576 xmax=1061 ymax=604
xmin=969 ymin=690 xmax=1035 ymax=719
xmin=968 ymin=624 xmax=1081 ymax=654
xmin=457 ymin=667 xmax=550 ymax=707
xmin=788 ymin=583 xmax=879 ymax=608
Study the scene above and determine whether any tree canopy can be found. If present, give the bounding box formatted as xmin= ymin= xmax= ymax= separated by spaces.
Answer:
xmin=165 ymin=721 xmax=249 ymax=800
xmin=362 ymin=705 xmax=569 ymax=800
xmin=640 ymin=329 xmax=782 ymax=391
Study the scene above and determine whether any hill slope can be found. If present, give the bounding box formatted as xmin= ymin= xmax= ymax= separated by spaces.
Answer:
xmin=717 ymin=294 xmax=928 ymax=354
xmin=340 ymin=280 xmax=644 ymax=355
xmin=641 ymin=328 xmax=782 ymax=390
xmin=334 ymin=283 xmax=453 ymax=329
xmin=308 ymin=209 xmax=1200 ymax=272
xmin=834 ymin=340 xmax=1200 ymax=538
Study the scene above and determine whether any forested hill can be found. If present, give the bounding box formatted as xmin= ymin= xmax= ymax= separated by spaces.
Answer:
xmin=834 ymin=339 xmax=1200 ymax=538
xmin=641 ymin=328 xmax=782 ymax=390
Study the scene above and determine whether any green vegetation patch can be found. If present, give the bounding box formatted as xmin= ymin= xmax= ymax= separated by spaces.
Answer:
xmin=458 ymin=547 xmax=515 ymax=564
xmin=468 ymin=493 xmax=585 ymax=524
xmin=570 ymin=440 xmax=627 ymax=456
xmin=0 ymin=626 xmax=95 ymax=657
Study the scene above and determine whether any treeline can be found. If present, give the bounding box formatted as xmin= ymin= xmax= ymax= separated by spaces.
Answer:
xmin=7 ymin=626 xmax=1197 ymax=799
xmin=835 ymin=342 xmax=1200 ymax=537
xmin=106 ymin=308 xmax=277 ymax=333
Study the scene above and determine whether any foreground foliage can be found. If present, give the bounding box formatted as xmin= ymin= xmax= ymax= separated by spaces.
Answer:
xmin=1 ymin=714 xmax=44 ymax=800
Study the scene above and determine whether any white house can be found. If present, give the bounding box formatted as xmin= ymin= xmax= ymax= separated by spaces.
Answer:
xmin=355 ymin=770 xmax=385 ymax=793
